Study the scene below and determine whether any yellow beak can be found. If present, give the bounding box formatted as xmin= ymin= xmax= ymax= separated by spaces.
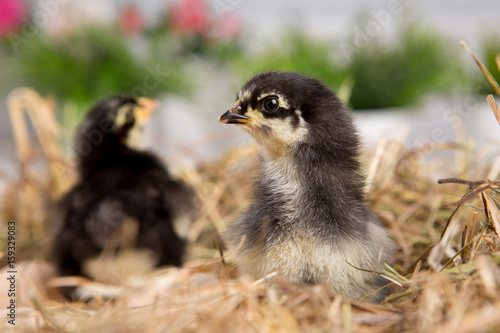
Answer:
xmin=137 ymin=97 xmax=160 ymax=119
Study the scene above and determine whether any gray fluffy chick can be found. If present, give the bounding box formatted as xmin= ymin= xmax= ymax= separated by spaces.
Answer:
xmin=219 ymin=72 xmax=394 ymax=302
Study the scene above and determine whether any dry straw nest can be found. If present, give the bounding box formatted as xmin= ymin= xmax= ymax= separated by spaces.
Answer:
xmin=0 ymin=43 xmax=500 ymax=333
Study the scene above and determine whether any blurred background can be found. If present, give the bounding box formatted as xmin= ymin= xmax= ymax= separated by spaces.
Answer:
xmin=1 ymin=0 xmax=499 ymax=184
xmin=2 ymin=3 xmax=500 ymax=328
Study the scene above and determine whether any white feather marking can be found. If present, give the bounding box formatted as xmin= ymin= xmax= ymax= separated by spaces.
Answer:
xmin=242 ymin=106 xmax=308 ymax=156
xmin=115 ymin=104 xmax=151 ymax=150
xmin=125 ymin=125 xmax=144 ymax=150
xmin=261 ymin=151 xmax=302 ymax=220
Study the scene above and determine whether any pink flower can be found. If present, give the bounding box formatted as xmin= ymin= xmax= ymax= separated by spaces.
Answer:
xmin=211 ymin=13 xmax=241 ymax=41
xmin=168 ymin=0 xmax=211 ymax=37
xmin=119 ymin=4 xmax=143 ymax=35
xmin=0 ymin=0 xmax=27 ymax=39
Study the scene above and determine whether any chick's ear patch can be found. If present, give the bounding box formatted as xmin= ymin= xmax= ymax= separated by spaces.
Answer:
xmin=242 ymin=106 xmax=309 ymax=154
xmin=114 ymin=104 xmax=136 ymax=129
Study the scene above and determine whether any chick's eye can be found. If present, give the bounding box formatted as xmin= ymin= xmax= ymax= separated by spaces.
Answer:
xmin=262 ymin=97 xmax=279 ymax=112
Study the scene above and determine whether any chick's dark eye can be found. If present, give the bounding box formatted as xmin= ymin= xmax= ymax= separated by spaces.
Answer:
xmin=262 ymin=97 xmax=279 ymax=112
xmin=124 ymin=109 xmax=135 ymax=122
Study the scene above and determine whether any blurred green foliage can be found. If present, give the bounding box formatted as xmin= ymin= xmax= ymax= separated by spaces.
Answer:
xmin=13 ymin=26 xmax=189 ymax=111
xmin=3 ymin=7 xmax=498 ymax=113
xmin=231 ymin=29 xmax=347 ymax=92
xmin=347 ymin=22 xmax=467 ymax=109
xmin=477 ymin=34 xmax=500 ymax=94
xmin=233 ymin=21 xmax=469 ymax=110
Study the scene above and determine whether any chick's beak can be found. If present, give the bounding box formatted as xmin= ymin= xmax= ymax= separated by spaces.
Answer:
xmin=218 ymin=100 xmax=251 ymax=124
xmin=137 ymin=97 xmax=160 ymax=119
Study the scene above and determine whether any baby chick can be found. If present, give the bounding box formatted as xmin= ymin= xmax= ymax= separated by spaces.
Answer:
xmin=219 ymin=72 xmax=393 ymax=302
xmin=52 ymin=96 xmax=195 ymax=298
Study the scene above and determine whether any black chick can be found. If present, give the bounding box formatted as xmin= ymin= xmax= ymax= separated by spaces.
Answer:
xmin=219 ymin=72 xmax=394 ymax=302
xmin=52 ymin=96 xmax=195 ymax=298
